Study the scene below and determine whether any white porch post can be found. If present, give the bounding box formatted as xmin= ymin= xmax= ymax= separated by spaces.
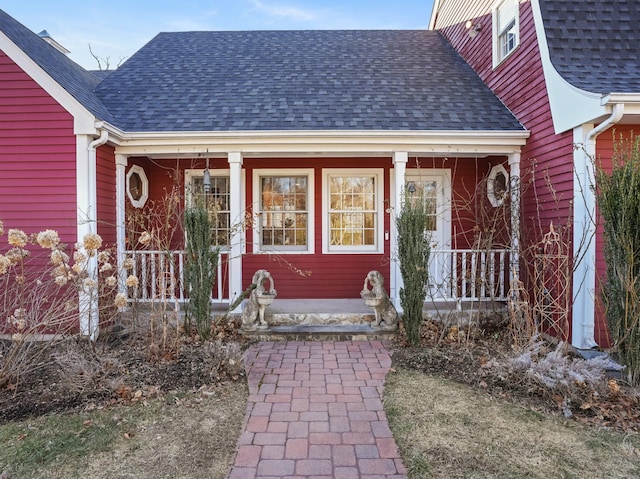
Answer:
xmin=508 ymin=152 xmax=521 ymax=285
xmin=572 ymin=124 xmax=599 ymax=349
xmin=392 ymin=151 xmax=408 ymax=310
xmin=228 ymin=151 xmax=244 ymax=311
xmin=115 ymin=154 xmax=128 ymax=297
xmin=77 ymin=131 xmax=107 ymax=340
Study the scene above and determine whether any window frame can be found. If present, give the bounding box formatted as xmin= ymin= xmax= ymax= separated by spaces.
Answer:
xmin=126 ymin=165 xmax=149 ymax=208
xmin=184 ymin=168 xmax=232 ymax=250
xmin=322 ymin=168 xmax=384 ymax=254
xmin=492 ymin=0 xmax=520 ymax=68
xmin=252 ymin=168 xmax=315 ymax=254
xmin=487 ymin=164 xmax=510 ymax=207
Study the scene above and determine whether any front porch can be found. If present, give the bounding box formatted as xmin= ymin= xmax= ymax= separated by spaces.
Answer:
xmin=102 ymin=130 xmax=528 ymax=341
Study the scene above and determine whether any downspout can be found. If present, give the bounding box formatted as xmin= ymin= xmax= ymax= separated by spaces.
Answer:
xmin=576 ymin=103 xmax=624 ymax=349
xmin=82 ymin=128 xmax=109 ymax=341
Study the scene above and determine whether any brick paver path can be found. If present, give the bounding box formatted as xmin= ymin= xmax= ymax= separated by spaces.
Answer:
xmin=229 ymin=341 xmax=408 ymax=479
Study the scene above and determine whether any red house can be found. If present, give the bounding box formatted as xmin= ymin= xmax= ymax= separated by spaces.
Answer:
xmin=430 ymin=0 xmax=640 ymax=349
xmin=0 ymin=7 xmax=545 ymax=339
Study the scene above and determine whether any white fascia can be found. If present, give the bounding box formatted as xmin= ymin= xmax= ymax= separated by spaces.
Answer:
xmin=107 ymin=129 xmax=529 ymax=158
xmin=531 ymin=0 xmax=607 ymax=134
xmin=428 ymin=0 xmax=442 ymax=30
xmin=0 ymin=31 xmax=97 ymax=135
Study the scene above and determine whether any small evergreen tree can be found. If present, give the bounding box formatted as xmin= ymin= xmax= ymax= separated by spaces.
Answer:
xmin=597 ymin=136 xmax=640 ymax=384
xmin=397 ymin=187 xmax=431 ymax=345
xmin=184 ymin=205 xmax=219 ymax=340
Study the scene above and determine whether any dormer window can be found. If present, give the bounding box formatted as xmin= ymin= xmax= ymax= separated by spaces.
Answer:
xmin=493 ymin=0 xmax=519 ymax=67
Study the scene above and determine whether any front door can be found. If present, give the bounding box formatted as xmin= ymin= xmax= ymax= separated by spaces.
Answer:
xmin=405 ymin=170 xmax=452 ymax=299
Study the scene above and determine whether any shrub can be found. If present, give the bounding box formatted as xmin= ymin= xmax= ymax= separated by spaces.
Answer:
xmin=397 ymin=186 xmax=431 ymax=345
xmin=0 ymin=220 xmax=132 ymax=390
xmin=597 ymin=136 xmax=640 ymax=384
xmin=184 ymin=206 xmax=219 ymax=340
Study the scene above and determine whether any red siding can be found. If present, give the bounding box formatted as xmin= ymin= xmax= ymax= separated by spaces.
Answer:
xmin=0 ymin=50 xmax=77 ymax=247
xmin=139 ymin=156 xmax=487 ymax=299
xmin=97 ymin=144 xmax=116 ymax=245
xmin=436 ymin=0 xmax=578 ymax=339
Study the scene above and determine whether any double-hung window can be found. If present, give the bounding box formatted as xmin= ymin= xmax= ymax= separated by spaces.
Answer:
xmin=185 ymin=169 xmax=231 ymax=248
xmin=493 ymin=0 xmax=519 ymax=66
xmin=323 ymin=169 xmax=384 ymax=253
xmin=254 ymin=169 xmax=314 ymax=253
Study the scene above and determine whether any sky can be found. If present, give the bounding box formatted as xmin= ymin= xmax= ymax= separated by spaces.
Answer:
xmin=3 ymin=1 xmax=435 ymax=70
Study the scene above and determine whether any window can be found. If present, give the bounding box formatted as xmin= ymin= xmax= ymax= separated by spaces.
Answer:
xmin=493 ymin=0 xmax=519 ymax=66
xmin=406 ymin=180 xmax=438 ymax=231
xmin=487 ymin=164 xmax=509 ymax=207
xmin=126 ymin=165 xmax=149 ymax=208
xmin=253 ymin=169 xmax=313 ymax=253
xmin=185 ymin=169 xmax=231 ymax=247
xmin=323 ymin=169 xmax=384 ymax=253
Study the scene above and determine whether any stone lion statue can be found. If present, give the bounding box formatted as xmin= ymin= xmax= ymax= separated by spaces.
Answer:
xmin=360 ymin=270 xmax=399 ymax=330
xmin=241 ymin=269 xmax=277 ymax=330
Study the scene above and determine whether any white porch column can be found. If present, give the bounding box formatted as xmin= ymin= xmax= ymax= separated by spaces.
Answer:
xmin=391 ymin=151 xmax=408 ymax=310
xmin=228 ymin=151 xmax=244 ymax=311
xmin=508 ymin=152 xmax=521 ymax=284
xmin=572 ymin=124 xmax=598 ymax=349
xmin=77 ymin=130 xmax=108 ymax=340
xmin=115 ymin=154 xmax=127 ymax=297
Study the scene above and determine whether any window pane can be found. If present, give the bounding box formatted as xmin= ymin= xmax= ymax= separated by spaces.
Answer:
xmin=328 ymin=175 xmax=377 ymax=248
xmin=260 ymin=175 xmax=308 ymax=250
xmin=407 ymin=180 xmax=438 ymax=232
xmin=191 ymin=176 xmax=231 ymax=246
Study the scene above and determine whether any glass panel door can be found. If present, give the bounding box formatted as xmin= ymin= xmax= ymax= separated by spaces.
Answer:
xmin=405 ymin=172 xmax=451 ymax=299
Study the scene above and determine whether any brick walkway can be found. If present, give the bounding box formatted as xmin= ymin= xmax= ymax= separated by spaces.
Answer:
xmin=229 ymin=341 xmax=407 ymax=479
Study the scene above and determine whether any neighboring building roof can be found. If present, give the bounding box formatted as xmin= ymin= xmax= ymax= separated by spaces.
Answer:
xmin=95 ymin=30 xmax=524 ymax=132
xmin=0 ymin=9 xmax=114 ymax=123
xmin=539 ymin=0 xmax=640 ymax=94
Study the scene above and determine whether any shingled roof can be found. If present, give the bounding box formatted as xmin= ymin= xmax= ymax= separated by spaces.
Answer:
xmin=0 ymin=9 xmax=114 ymax=123
xmin=539 ymin=0 xmax=640 ymax=94
xmin=94 ymin=30 xmax=524 ymax=132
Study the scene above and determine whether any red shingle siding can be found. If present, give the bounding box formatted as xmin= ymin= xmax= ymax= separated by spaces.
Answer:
xmin=0 ymin=50 xmax=76 ymax=246
xmin=97 ymin=144 xmax=116 ymax=245
xmin=140 ymin=156 xmax=484 ymax=299
xmin=242 ymin=157 xmax=392 ymax=299
xmin=434 ymin=0 xmax=577 ymax=338
xmin=436 ymin=1 xmax=574 ymax=239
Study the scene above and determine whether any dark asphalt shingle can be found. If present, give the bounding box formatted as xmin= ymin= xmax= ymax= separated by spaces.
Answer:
xmin=95 ymin=30 xmax=523 ymax=132
xmin=540 ymin=0 xmax=640 ymax=94
xmin=0 ymin=9 xmax=114 ymax=123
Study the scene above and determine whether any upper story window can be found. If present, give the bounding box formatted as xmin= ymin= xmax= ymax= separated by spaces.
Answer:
xmin=493 ymin=0 xmax=519 ymax=67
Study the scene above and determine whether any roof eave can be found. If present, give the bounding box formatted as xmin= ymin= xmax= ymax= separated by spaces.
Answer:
xmin=101 ymin=124 xmax=529 ymax=158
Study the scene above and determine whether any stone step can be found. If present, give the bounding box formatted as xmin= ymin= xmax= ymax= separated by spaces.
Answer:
xmin=239 ymin=324 xmax=397 ymax=341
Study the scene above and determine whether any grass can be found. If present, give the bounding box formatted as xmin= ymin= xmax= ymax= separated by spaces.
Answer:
xmin=0 ymin=382 xmax=248 ymax=479
xmin=2 ymin=358 xmax=640 ymax=478
xmin=383 ymin=367 xmax=640 ymax=479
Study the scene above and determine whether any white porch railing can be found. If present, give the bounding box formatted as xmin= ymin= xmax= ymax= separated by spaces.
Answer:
xmin=125 ymin=250 xmax=230 ymax=303
xmin=124 ymin=248 xmax=509 ymax=305
xmin=427 ymin=249 xmax=510 ymax=302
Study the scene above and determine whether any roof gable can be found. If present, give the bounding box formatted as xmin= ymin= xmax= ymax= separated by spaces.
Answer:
xmin=0 ymin=9 xmax=113 ymax=123
xmin=539 ymin=0 xmax=640 ymax=94
xmin=96 ymin=30 xmax=523 ymax=132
